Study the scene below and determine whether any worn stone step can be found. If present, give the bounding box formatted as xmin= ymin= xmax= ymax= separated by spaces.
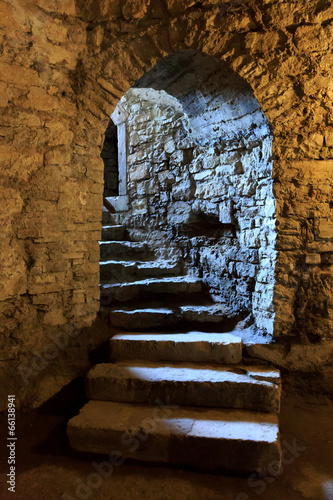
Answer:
xmin=180 ymin=304 xmax=238 ymax=323
xmin=101 ymin=208 xmax=113 ymax=225
xmin=67 ymin=400 xmax=281 ymax=473
xmin=99 ymin=241 xmax=152 ymax=261
xmin=86 ymin=362 xmax=280 ymax=413
xmin=110 ymin=331 xmax=243 ymax=364
xmin=110 ymin=307 xmax=176 ymax=329
xmin=100 ymin=259 xmax=183 ymax=283
xmin=101 ymin=276 xmax=202 ymax=302
xmin=109 ymin=303 xmax=237 ymax=331
xmin=102 ymin=225 xmax=126 ymax=241
xmin=136 ymin=260 xmax=183 ymax=278
xmin=100 ymin=260 xmax=137 ymax=283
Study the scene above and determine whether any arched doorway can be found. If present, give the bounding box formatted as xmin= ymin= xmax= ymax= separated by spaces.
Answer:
xmin=102 ymin=50 xmax=276 ymax=336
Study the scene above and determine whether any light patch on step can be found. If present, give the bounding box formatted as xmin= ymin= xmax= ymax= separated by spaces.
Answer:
xmin=118 ymin=364 xmax=274 ymax=386
xmin=111 ymin=332 xmax=242 ymax=344
xmin=188 ymin=418 xmax=279 ymax=442
xmin=112 ymin=308 xmax=174 ymax=315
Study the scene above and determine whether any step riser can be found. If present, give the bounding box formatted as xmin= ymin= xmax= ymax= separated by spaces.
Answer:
xmin=102 ymin=211 xmax=122 ymax=226
xmin=110 ymin=338 xmax=242 ymax=364
xmin=109 ymin=311 xmax=237 ymax=331
xmin=100 ymin=263 xmax=183 ymax=283
xmin=67 ymin=401 xmax=282 ymax=473
xmin=68 ymin=426 xmax=281 ymax=473
xmin=100 ymin=266 xmax=137 ymax=284
xmin=102 ymin=280 xmax=202 ymax=302
xmin=86 ymin=376 xmax=280 ymax=413
xmin=100 ymin=243 xmax=151 ymax=261
xmin=110 ymin=311 xmax=177 ymax=330
xmin=102 ymin=226 xmax=126 ymax=241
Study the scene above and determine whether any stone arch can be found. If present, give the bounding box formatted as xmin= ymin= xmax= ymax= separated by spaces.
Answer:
xmin=102 ymin=50 xmax=277 ymax=335
xmin=79 ymin=10 xmax=326 ymax=343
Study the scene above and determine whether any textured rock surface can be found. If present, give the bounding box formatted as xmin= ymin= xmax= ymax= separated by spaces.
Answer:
xmin=86 ymin=361 xmax=281 ymax=412
xmin=1 ymin=0 xmax=333 ymax=408
xmin=110 ymin=331 xmax=243 ymax=364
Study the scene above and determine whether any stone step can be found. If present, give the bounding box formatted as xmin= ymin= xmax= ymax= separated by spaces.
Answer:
xmin=110 ymin=307 xmax=177 ymax=329
xmin=99 ymin=241 xmax=152 ymax=261
xmin=102 ymin=225 xmax=126 ymax=241
xmin=109 ymin=303 xmax=237 ymax=331
xmin=101 ymin=276 xmax=202 ymax=302
xmin=86 ymin=362 xmax=281 ymax=413
xmin=110 ymin=331 xmax=243 ymax=364
xmin=67 ymin=400 xmax=282 ymax=473
xmin=136 ymin=260 xmax=183 ymax=278
xmin=100 ymin=259 xmax=183 ymax=283
xmin=179 ymin=304 xmax=237 ymax=323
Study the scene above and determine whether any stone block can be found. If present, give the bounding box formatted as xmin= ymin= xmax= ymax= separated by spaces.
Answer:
xmin=305 ymin=254 xmax=321 ymax=265
xmin=86 ymin=362 xmax=281 ymax=412
xmin=109 ymin=331 xmax=242 ymax=364
xmin=129 ymin=163 xmax=149 ymax=181
xmin=219 ymin=200 xmax=234 ymax=224
xmin=67 ymin=401 xmax=281 ymax=473
xmin=318 ymin=219 xmax=333 ymax=239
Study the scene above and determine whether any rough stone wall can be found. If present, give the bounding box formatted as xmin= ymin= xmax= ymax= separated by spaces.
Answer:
xmin=1 ymin=0 xmax=333 ymax=408
xmin=117 ymin=81 xmax=276 ymax=333
xmin=0 ymin=0 xmax=104 ymax=410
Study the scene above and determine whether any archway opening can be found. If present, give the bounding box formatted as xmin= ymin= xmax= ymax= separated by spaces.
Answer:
xmin=101 ymin=50 xmax=277 ymax=335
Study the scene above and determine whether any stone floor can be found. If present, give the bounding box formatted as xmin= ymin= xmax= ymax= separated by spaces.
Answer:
xmin=0 ymin=388 xmax=332 ymax=500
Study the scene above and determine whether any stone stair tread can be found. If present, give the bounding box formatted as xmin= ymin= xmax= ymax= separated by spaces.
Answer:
xmin=86 ymin=362 xmax=280 ymax=412
xmin=102 ymin=275 xmax=201 ymax=289
xmin=87 ymin=361 xmax=281 ymax=386
xmin=99 ymin=259 xmax=176 ymax=267
xmin=110 ymin=307 xmax=176 ymax=329
xmin=101 ymin=276 xmax=202 ymax=302
xmin=108 ymin=303 xmax=242 ymax=331
xmin=180 ymin=304 xmax=236 ymax=322
xmin=112 ymin=307 xmax=175 ymax=314
xmin=99 ymin=240 xmax=152 ymax=261
xmin=67 ymin=400 xmax=281 ymax=473
xmin=111 ymin=331 xmax=242 ymax=343
xmin=110 ymin=331 xmax=243 ymax=364
xmin=99 ymin=241 xmax=147 ymax=249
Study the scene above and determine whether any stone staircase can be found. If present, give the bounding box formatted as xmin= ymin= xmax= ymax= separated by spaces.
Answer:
xmin=67 ymin=218 xmax=282 ymax=474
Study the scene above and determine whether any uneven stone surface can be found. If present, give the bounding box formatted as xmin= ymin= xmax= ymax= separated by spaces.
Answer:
xmin=76 ymin=221 xmax=283 ymax=472
xmin=67 ymin=400 xmax=281 ymax=473
xmin=110 ymin=307 xmax=177 ymax=329
xmin=110 ymin=331 xmax=243 ymax=364
xmin=99 ymin=241 xmax=151 ymax=260
xmin=86 ymin=362 xmax=281 ymax=413
xmin=118 ymin=73 xmax=276 ymax=333
xmin=1 ymin=0 xmax=333 ymax=410
xmin=136 ymin=260 xmax=183 ymax=278
xmin=180 ymin=304 xmax=240 ymax=323
xmin=100 ymin=259 xmax=183 ymax=283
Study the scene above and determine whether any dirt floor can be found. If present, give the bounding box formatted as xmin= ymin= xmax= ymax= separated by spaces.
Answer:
xmin=0 ymin=384 xmax=332 ymax=500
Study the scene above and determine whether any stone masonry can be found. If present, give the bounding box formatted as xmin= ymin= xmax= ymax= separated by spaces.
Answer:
xmin=1 ymin=0 xmax=333 ymax=409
